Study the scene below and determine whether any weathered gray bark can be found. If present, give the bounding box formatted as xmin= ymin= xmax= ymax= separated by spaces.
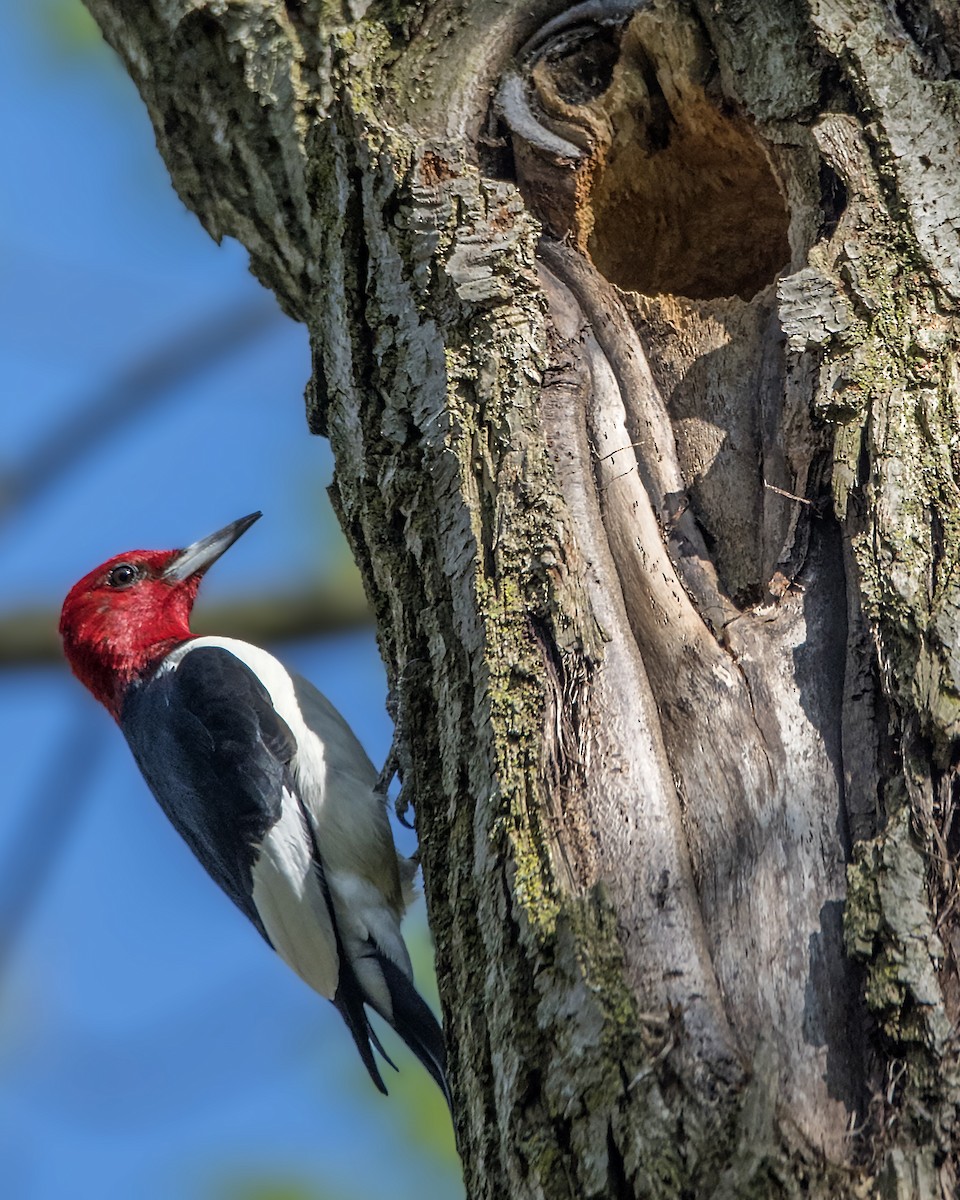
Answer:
xmin=82 ymin=0 xmax=960 ymax=1195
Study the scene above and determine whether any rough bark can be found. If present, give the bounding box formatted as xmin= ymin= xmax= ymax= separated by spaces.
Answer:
xmin=81 ymin=0 xmax=960 ymax=1195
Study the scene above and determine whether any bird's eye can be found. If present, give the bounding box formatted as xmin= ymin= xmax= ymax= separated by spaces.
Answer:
xmin=106 ymin=563 xmax=142 ymax=589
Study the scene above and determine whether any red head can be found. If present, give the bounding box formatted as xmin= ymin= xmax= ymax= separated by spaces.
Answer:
xmin=59 ymin=513 xmax=261 ymax=719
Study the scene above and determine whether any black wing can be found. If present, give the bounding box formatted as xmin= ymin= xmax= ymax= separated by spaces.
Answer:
xmin=121 ymin=645 xmax=296 ymax=939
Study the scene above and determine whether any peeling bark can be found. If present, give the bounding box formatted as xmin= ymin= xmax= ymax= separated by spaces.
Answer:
xmin=83 ymin=0 xmax=960 ymax=1195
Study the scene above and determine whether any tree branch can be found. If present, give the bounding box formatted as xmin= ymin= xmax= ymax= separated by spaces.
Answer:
xmin=0 ymin=577 xmax=372 ymax=668
xmin=1 ymin=296 xmax=284 ymax=520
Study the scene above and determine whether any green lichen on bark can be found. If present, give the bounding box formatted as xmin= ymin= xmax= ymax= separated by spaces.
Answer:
xmin=799 ymin=106 xmax=960 ymax=758
xmin=845 ymin=807 xmax=945 ymax=1041
xmin=811 ymin=103 xmax=960 ymax=1162
xmin=819 ymin=225 xmax=960 ymax=750
xmin=845 ymin=804 xmax=960 ymax=1156
xmin=304 ymin=69 xmax=682 ymax=1190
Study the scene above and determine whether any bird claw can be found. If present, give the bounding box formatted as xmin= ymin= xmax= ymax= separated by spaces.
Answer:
xmin=376 ymin=731 xmax=417 ymax=828
xmin=375 ymin=745 xmax=398 ymax=796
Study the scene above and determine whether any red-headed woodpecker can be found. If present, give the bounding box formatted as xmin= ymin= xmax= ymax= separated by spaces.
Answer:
xmin=59 ymin=513 xmax=450 ymax=1108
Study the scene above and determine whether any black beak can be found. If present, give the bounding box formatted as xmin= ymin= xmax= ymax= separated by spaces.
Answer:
xmin=162 ymin=512 xmax=262 ymax=583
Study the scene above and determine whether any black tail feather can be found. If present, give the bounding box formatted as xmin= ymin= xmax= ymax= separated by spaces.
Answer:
xmin=302 ymin=809 xmax=398 ymax=1097
xmin=365 ymin=1019 xmax=398 ymax=1073
xmin=333 ymin=968 xmax=392 ymax=1096
xmin=375 ymin=951 xmax=452 ymax=1112
xmin=299 ymin=801 xmax=449 ymax=1107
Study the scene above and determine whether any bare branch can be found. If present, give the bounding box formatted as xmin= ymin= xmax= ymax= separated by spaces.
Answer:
xmin=1 ymin=296 xmax=284 ymax=519
xmin=0 ymin=577 xmax=373 ymax=668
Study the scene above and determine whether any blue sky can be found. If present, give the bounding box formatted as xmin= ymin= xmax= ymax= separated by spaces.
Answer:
xmin=0 ymin=4 xmax=462 ymax=1197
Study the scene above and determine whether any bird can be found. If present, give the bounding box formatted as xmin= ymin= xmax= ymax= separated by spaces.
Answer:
xmin=59 ymin=511 xmax=450 ymax=1108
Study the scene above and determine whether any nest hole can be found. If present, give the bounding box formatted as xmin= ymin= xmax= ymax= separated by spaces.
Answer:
xmin=587 ymin=49 xmax=790 ymax=301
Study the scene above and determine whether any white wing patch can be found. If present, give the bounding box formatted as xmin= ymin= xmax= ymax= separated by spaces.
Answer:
xmin=250 ymin=789 xmax=339 ymax=1000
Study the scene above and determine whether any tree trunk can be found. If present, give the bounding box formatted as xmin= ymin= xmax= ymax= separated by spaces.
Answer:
xmin=82 ymin=0 xmax=960 ymax=1194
